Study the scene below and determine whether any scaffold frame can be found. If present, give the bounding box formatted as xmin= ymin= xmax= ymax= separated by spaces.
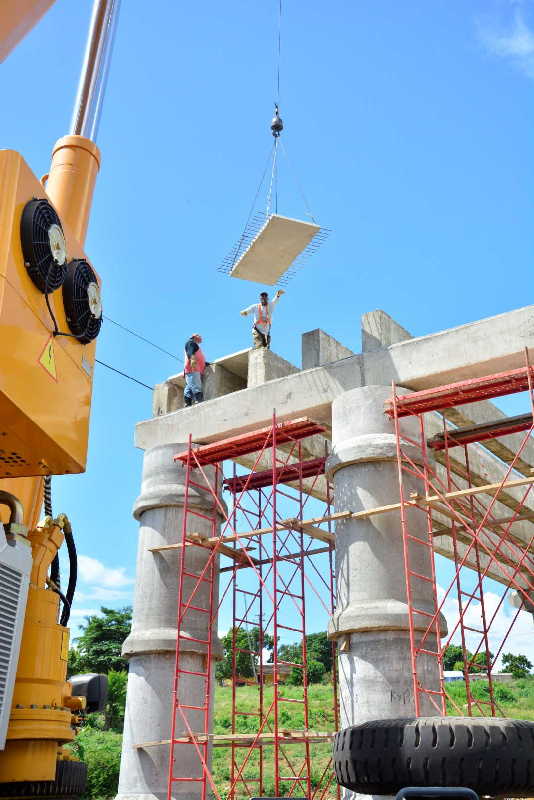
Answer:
xmin=387 ymin=358 xmax=534 ymax=717
xmin=166 ymin=415 xmax=340 ymax=800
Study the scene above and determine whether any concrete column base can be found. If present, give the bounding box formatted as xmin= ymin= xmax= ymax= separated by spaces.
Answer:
xmin=117 ymin=443 xmax=223 ymax=800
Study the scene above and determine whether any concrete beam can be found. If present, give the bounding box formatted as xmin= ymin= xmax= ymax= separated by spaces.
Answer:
xmin=361 ymin=309 xmax=411 ymax=352
xmin=443 ymin=401 xmax=534 ymax=478
xmin=362 ymin=305 xmax=534 ymax=389
xmin=136 ymin=356 xmax=362 ymax=450
xmin=137 ymin=306 xmax=534 ymax=450
xmin=361 ymin=308 xmax=534 ymax=476
xmin=302 ymin=329 xmax=354 ymax=370
xmin=433 ymin=533 xmax=532 ymax=594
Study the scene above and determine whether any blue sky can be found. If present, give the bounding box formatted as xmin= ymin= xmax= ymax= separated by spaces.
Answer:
xmin=2 ymin=0 xmax=534 ymax=654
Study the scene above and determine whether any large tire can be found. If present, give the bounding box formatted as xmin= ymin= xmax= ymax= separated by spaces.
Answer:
xmin=333 ymin=717 xmax=534 ymax=797
xmin=0 ymin=759 xmax=87 ymax=799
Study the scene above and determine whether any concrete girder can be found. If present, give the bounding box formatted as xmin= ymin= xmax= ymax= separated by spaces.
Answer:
xmin=433 ymin=532 xmax=533 ymax=594
xmin=137 ymin=305 xmax=534 ymax=451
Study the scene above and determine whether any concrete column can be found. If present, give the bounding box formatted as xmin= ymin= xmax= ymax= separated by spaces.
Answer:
xmin=203 ymin=364 xmax=246 ymax=398
xmin=247 ymin=348 xmax=298 ymax=387
xmin=360 ymin=309 xmax=412 ymax=352
xmin=302 ymin=329 xmax=354 ymax=370
xmin=117 ymin=443 xmax=222 ymax=800
xmin=327 ymin=386 xmax=444 ymax=733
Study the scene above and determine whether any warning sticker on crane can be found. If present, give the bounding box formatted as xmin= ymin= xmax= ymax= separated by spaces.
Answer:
xmin=39 ymin=337 xmax=57 ymax=380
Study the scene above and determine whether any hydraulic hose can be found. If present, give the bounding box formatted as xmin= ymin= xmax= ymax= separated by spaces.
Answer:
xmin=60 ymin=518 xmax=77 ymax=628
xmin=44 ymin=475 xmax=61 ymax=590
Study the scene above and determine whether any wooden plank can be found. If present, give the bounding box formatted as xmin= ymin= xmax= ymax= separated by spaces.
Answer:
xmin=149 ymin=535 xmax=258 ymax=565
xmin=135 ymin=730 xmax=335 ymax=749
xmin=211 ymin=475 xmax=534 ymax=544
xmin=220 ymin=545 xmax=332 ymax=573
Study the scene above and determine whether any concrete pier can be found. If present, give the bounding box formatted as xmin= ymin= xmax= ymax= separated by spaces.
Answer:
xmin=116 ymin=443 xmax=222 ymax=800
xmin=327 ymin=386 xmax=443 ymax=727
xmin=121 ymin=307 xmax=534 ymax=800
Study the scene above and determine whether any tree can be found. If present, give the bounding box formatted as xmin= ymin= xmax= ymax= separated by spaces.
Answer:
xmin=68 ymin=607 xmax=132 ymax=675
xmin=442 ymin=645 xmax=465 ymax=671
xmin=216 ymin=627 xmax=274 ymax=683
xmin=443 ymin=645 xmax=493 ymax=674
xmin=306 ymin=632 xmax=333 ymax=673
xmin=286 ymin=657 xmax=325 ymax=686
xmin=106 ymin=670 xmax=128 ymax=731
xmin=470 ymin=652 xmax=492 ymax=673
xmin=278 ymin=639 xmax=328 ymax=685
xmin=502 ymin=653 xmax=533 ymax=678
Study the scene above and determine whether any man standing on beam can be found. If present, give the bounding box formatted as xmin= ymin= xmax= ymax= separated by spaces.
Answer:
xmin=240 ymin=289 xmax=284 ymax=349
xmin=183 ymin=332 xmax=208 ymax=406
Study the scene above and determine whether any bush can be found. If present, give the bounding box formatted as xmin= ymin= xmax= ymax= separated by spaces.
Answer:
xmin=307 ymin=659 xmax=326 ymax=684
xmin=494 ymin=684 xmax=516 ymax=704
xmin=68 ymin=727 xmax=122 ymax=799
xmin=106 ymin=670 xmax=128 ymax=732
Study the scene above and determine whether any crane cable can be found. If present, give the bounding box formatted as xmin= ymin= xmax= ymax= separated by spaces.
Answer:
xmin=276 ymin=0 xmax=282 ymax=104
xmin=267 ymin=0 xmax=283 ymax=217
xmin=97 ymin=315 xmax=185 ymax=392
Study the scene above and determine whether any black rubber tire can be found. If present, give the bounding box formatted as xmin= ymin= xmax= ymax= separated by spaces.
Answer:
xmin=333 ymin=716 xmax=534 ymax=797
xmin=0 ymin=759 xmax=87 ymax=799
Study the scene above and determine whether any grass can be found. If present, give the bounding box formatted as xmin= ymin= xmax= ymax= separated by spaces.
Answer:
xmin=445 ymin=675 xmax=534 ymax=720
xmin=211 ymin=681 xmax=338 ymax=800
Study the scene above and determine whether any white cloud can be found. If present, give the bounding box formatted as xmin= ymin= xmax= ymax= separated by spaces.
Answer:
xmin=69 ymin=607 xmax=100 ymax=618
xmin=76 ymin=587 xmax=132 ymax=603
xmin=77 ymin=555 xmax=133 ymax=588
xmin=477 ymin=1 xmax=534 ymax=79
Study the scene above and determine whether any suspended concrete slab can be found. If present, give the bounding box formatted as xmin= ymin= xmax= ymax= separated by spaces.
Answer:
xmin=225 ymin=214 xmax=323 ymax=286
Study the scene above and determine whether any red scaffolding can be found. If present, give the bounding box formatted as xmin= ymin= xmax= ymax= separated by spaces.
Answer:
xmin=167 ymin=416 xmax=340 ymax=800
xmin=386 ymin=361 xmax=534 ymax=717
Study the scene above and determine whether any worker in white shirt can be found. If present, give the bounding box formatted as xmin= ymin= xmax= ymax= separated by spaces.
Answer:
xmin=240 ymin=289 xmax=285 ymax=349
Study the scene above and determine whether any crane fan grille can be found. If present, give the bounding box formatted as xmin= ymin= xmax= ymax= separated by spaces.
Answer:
xmin=20 ymin=199 xmax=67 ymax=293
xmin=62 ymin=259 xmax=103 ymax=344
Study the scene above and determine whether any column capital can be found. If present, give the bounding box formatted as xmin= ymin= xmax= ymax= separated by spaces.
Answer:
xmin=133 ymin=442 xmax=226 ymax=520
xmin=327 ymin=385 xmax=421 ymax=477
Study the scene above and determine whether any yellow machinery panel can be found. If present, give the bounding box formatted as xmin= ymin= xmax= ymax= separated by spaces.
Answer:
xmin=0 ymin=1 xmax=56 ymax=63
xmin=0 ymin=150 xmax=100 ymax=478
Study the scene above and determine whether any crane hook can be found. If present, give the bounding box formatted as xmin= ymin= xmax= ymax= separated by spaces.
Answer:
xmin=270 ymin=103 xmax=283 ymax=137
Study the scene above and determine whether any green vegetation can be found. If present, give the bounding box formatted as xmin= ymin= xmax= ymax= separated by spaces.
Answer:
xmin=216 ymin=627 xmax=274 ymax=683
xmin=445 ymin=676 xmax=534 ymax=720
xmin=211 ymin=681 xmax=337 ymax=800
xmin=68 ymin=726 xmax=122 ymax=799
xmin=68 ymin=606 xmax=132 ymax=675
xmin=70 ymin=677 xmax=534 ymax=799
xmin=502 ymin=652 xmax=533 ymax=678
xmin=67 ymin=625 xmax=532 ymax=799
xmin=443 ymin=644 xmax=492 ymax=674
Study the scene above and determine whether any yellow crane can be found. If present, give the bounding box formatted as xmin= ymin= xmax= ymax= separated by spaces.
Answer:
xmin=0 ymin=1 xmax=119 ymax=795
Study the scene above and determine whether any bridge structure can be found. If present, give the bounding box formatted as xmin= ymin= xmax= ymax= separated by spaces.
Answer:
xmin=115 ymin=306 xmax=534 ymax=800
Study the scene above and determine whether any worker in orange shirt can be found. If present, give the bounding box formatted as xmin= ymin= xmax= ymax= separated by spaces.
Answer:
xmin=184 ymin=333 xmax=208 ymax=406
xmin=240 ymin=289 xmax=284 ymax=349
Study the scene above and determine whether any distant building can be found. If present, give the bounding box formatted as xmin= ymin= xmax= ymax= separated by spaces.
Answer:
xmin=443 ymin=671 xmax=464 ymax=682
xmin=442 ymin=671 xmax=515 ymax=683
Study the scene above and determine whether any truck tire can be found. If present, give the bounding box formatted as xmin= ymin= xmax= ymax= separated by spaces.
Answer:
xmin=333 ymin=716 xmax=534 ymax=797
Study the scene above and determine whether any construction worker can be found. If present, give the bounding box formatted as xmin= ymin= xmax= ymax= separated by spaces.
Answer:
xmin=184 ymin=333 xmax=207 ymax=406
xmin=240 ymin=289 xmax=285 ymax=349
